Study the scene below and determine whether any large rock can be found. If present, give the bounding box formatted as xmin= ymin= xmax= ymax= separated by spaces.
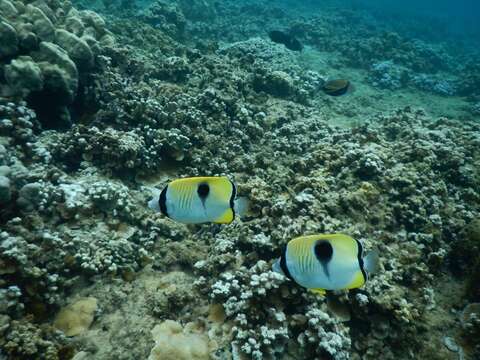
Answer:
xmin=65 ymin=15 xmax=85 ymax=37
xmin=0 ymin=21 xmax=18 ymax=58
xmin=0 ymin=0 xmax=18 ymax=19
xmin=79 ymin=10 xmax=106 ymax=37
xmin=55 ymin=29 xmax=94 ymax=70
xmin=0 ymin=175 xmax=11 ymax=204
xmin=4 ymin=56 xmax=44 ymax=96
xmin=34 ymin=41 xmax=78 ymax=104
xmin=25 ymin=4 xmax=55 ymax=41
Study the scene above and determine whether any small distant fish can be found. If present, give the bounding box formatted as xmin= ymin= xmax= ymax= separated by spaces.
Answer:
xmin=273 ymin=233 xmax=379 ymax=295
xmin=148 ymin=176 xmax=249 ymax=224
xmin=268 ymin=30 xmax=303 ymax=51
xmin=322 ymin=79 xmax=355 ymax=96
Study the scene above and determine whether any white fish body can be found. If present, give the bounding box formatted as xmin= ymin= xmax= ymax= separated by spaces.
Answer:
xmin=273 ymin=234 xmax=378 ymax=292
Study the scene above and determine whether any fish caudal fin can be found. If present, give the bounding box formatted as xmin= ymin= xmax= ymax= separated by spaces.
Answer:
xmin=234 ymin=197 xmax=250 ymax=217
xmin=364 ymin=250 xmax=379 ymax=275
xmin=147 ymin=188 xmax=161 ymax=212
xmin=148 ymin=197 xmax=160 ymax=212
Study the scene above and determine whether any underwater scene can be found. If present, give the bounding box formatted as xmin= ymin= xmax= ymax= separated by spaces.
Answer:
xmin=1 ymin=0 xmax=480 ymax=359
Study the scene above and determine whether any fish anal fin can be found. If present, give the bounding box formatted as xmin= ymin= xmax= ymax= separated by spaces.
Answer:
xmin=346 ymin=271 xmax=366 ymax=290
xmin=213 ymin=208 xmax=234 ymax=224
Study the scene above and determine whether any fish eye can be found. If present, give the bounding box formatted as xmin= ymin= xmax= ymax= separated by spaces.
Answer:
xmin=197 ymin=183 xmax=210 ymax=198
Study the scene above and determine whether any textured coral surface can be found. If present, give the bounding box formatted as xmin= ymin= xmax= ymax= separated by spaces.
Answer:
xmin=0 ymin=0 xmax=479 ymax=359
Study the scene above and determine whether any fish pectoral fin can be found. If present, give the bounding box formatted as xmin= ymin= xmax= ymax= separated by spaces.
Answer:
xmin=309 ymin=288 xmax=327 ymax=296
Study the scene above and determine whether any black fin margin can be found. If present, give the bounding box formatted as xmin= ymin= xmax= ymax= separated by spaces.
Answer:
xmin=280 ymin=246 xmax=294 ymax=281
xmin=159 ymin=185 xmax=169 ymax=217
xmin=229 ymin=180 xmax=236 ymax=220
xmin=356 ymin=239 xmax=367 ymax=282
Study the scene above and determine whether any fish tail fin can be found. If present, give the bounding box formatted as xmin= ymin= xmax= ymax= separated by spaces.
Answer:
xmin=347 ymin=83 xmax=356 ymax=94
xmin=234 ymin=197 xmax=250 ymax=217
xmin=148 ymin=197 xmax=160 ymax=212
xmin=147 ymin=188 xmax=161 ymax=212
xmin=364 ymin=250 xmax=379 ymax=275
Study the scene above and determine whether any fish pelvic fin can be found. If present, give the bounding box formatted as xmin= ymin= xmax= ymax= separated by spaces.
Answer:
xmin=309 ymin=288 xmax=326 ymax=296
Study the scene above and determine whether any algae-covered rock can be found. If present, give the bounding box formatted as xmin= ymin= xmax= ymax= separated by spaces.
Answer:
xmin=65 ymin=15 xmax=85 ymax=37
xmin=80 ymin=10 xmax=106 ymax=37
xmin=0 ymin=0 xmax=18 ymax=19
xmin=0 ymin=175 xmax=11 ymax=204
xmin=55 ymin=29 xmax=94 ymax=70
xmin=4 ymin=56 xmax=44 ymax=96
xmin=35 ymin=41 xmax=79 ymax=104
xmin=466 ymin=218 xmax=480 ymax=244
xmin=53 ymin=297 xmax=98 ymax=336
xmin=26 ymin=4 xmax=56 ymax=41
xmin=0 ymin=21 xmax=18 ymax=58
xmin=253 ymin=70 xmax=295 ymax=98
xmin=148 ymin=320 xmax=211 ymax=360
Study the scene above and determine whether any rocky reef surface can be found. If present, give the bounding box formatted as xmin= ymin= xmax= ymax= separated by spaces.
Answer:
xmin=1 ymin=0 xmax=479 ymax=359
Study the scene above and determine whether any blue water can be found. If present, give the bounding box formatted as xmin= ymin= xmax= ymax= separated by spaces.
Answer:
xmin=279 ymin=0 xmax=480 ymax=44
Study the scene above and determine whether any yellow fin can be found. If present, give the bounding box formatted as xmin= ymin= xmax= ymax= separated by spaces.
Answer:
xmin=208 ymin=177 xmax=234 ymax=203
xmin=346 ymin=270 xmax=366 ymax=289
xmin=309 ymin=288 xmax=326 ymax=296
xmin=213 ymin=208 xmax=234 ymax=224
xmin=323 ymin=234 xmax=358 ymax=260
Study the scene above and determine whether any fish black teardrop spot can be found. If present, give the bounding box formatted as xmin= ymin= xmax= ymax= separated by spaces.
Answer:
xmin=314 ymin=240 xmax=333 ymax=263
xmin=197 ymin=183 xmax=210 ymax=199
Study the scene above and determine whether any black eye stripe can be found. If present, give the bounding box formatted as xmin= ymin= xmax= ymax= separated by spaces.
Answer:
xmin=197 ymin=183 xmax=210 ymax=198
xmin=314 ymin=240 xmax=333 ymax=262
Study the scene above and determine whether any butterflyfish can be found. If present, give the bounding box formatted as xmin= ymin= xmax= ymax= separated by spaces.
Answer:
xmin=322 ymin=79 xmax=355 ymax=96
xmin=148 ymin=176 xmax=249 ymax=224
xmin=273 ymin=234 xmax=379 ymax=294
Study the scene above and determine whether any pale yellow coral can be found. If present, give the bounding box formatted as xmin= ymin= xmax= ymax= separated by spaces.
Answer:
xmin=148 ymin=320 xmax=211 ymax=360
xmin=53 ymin=297 xmax=97 ymax=336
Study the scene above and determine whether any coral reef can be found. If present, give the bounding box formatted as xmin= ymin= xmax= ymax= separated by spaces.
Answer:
xmin=369 ymin=60 xmax=408 ymax=90
xmin=1 ymin=0 xmax=479 ymax=359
